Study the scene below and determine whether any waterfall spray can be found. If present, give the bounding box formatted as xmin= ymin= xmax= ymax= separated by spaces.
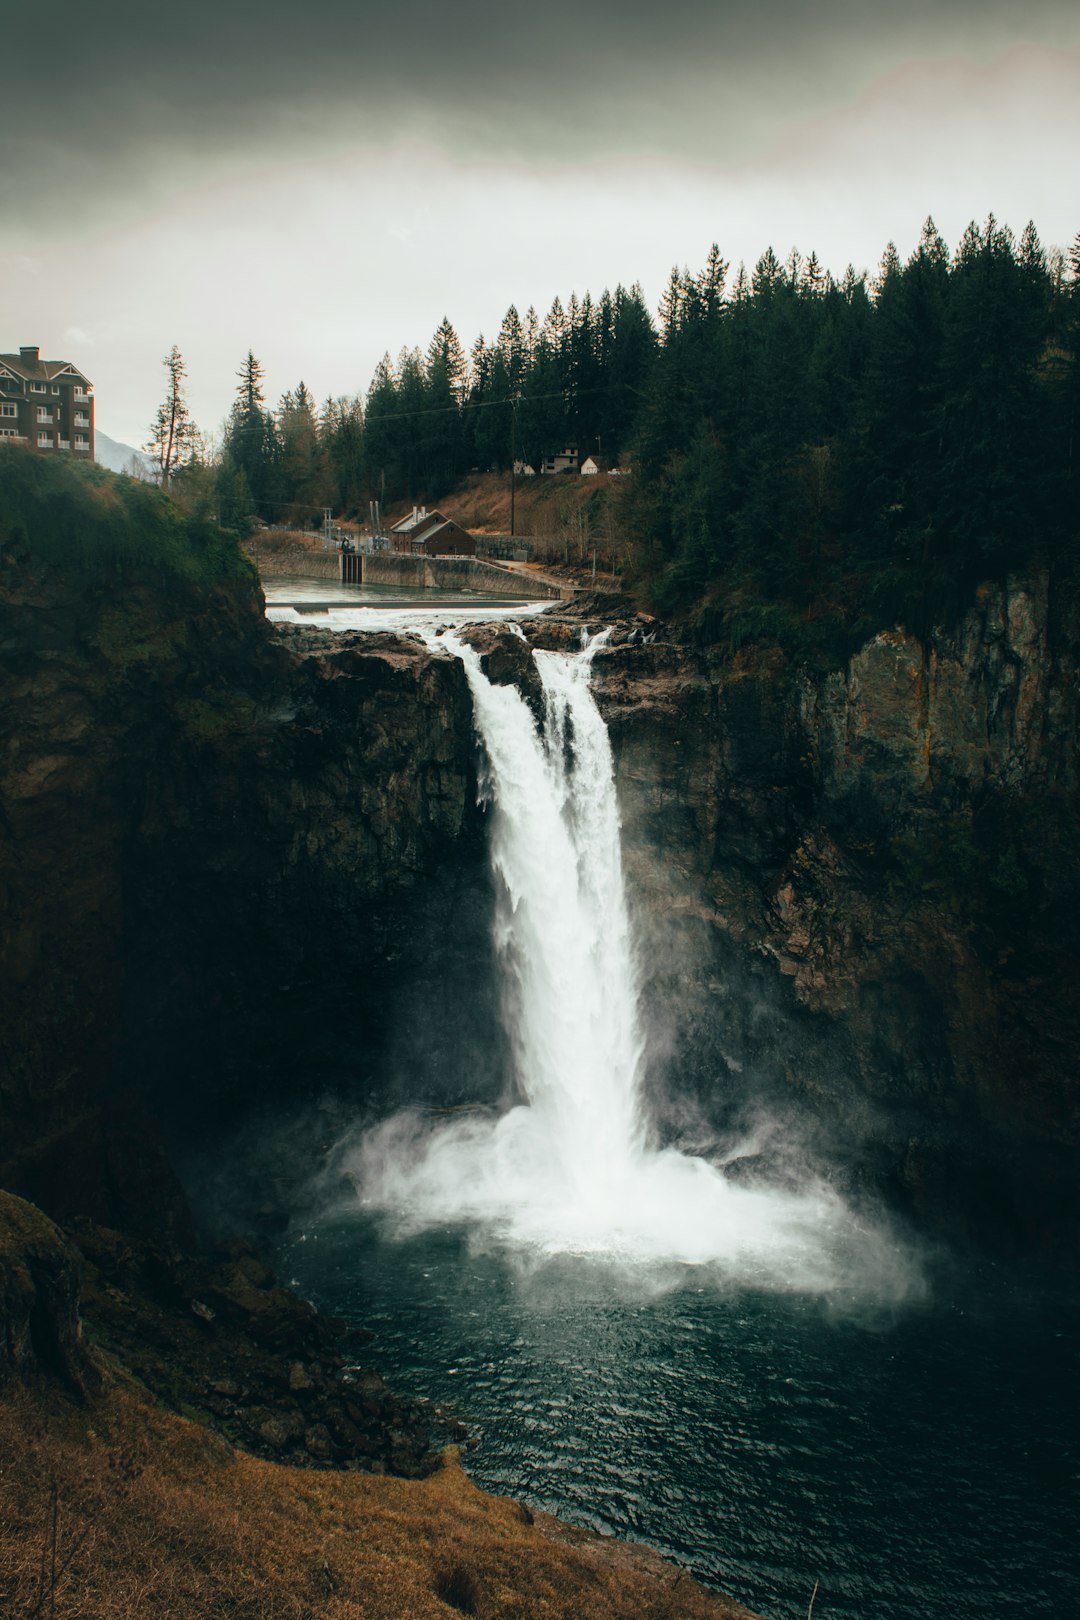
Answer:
xmin=349 ymin=630 xmax=921 ymax=1298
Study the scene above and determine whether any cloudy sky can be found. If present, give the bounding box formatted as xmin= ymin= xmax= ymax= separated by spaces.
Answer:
xmin=4 ymin=1 xmax=1079 ymax=446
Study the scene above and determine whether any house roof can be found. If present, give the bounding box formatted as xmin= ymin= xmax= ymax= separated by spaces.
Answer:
xmin=0 ymin=352 xmax=92 ymax=386
xmin=413 ymin=519 xmax=473 ymax=549
xmin=390 ymin=506 xmax=448 ymax=534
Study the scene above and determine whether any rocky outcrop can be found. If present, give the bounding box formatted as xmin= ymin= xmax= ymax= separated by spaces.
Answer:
xmin=590 ymin=574 xmax=1080 ymax=1256
xmin=69 ymin=1220 xmax=441 ymax=1475
xmin=0 ymin=556 xmax=489 ymax=1236
xmin=0 ymin=1190 xmax=97 ymax=1394
xmin=458 ymin=623 xmax=545 ymax=717
xmin=2 ymin=536 xmax=1077 ymax=1259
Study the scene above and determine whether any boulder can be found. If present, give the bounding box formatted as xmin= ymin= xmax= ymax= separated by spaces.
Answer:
xmin=0 ymin=1190 xmax=98 ymax=1395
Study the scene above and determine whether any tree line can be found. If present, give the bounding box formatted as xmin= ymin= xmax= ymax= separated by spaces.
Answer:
xmin=150 ymin=283 xmax=658 ymax=528
xmin=625 ymin=218 xmax=1080 ymax=648
xmin=149 ymin=213 xmax=1080 ymax=646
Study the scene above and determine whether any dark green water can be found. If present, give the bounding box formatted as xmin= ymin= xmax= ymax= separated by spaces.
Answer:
xmin=279 ymin=1214 xmax=1078 ymax=1620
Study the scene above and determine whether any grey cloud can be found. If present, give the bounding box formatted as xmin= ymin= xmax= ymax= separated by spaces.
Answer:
xmin=3 ymin=0 xmax=1079 ymax=228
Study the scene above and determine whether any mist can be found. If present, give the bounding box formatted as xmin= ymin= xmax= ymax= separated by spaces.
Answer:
xmin=318 ymin=628 xmax=925 ymax=1309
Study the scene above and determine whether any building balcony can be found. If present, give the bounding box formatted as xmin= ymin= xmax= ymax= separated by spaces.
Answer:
xmin=74 ymin=414 xmax=91 ymax=427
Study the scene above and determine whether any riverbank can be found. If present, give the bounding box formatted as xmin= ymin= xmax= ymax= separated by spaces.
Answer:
xmin=0 ymin=1190 xmax=756 ymax=1620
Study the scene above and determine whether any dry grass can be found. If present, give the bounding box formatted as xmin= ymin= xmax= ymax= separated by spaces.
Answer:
xmin=0 ymin=1377 xmax=758 ymax=1620
xmin=437 ymin=474 xmax=623 ymax=561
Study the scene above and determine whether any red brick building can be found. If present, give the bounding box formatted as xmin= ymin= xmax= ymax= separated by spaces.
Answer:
xmin=0 ymin=346 xmax=94 ymax=458
xmin=389 ymin=505 xmax=476 ymax=556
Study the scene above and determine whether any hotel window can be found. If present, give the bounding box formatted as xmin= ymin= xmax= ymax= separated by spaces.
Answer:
xmin=36 ymin=407 xmax=52 ymax=422
xmin=30 ymin=382 xmax=46 ymax=394
xmin=38 ymin=433 xmax=53 ymax=447
xmin=74 ymin=435 xmax=89 ymax=447
xmin=51 ymin=385 xmax=60 ymax=395
xmin=0 ymin=404 xmax=15 ymax=417
xmin=0 ymin=428 xmax=18 ymax=438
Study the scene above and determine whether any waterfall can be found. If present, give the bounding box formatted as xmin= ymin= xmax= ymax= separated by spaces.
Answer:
xmin=462 ymin=630 xmax=647 ymax=1201
xmin=348 ymin=630 xmax=922 ymax=1298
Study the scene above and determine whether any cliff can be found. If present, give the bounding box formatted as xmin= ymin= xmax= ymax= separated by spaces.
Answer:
xmin=3 ymin=543 xmax=1077 ymax=1256
xmin=0 ymin=549 xmax=489 ymax=1236
xmin=587 ymin=574 xmax=1080 ymax=1256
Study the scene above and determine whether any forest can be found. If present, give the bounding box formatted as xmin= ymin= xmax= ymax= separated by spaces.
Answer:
xmin=165 ymin=215 xmax=1080 ymax=651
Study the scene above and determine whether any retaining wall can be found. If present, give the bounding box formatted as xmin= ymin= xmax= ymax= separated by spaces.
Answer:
xmin=246 ymin=544 xmax=341 ymax=580
xmin=359 ymin=552 xmax=563 ymax=598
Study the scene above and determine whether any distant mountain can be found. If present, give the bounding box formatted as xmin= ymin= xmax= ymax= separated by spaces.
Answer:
xmin=95 ymin=429 xmax=156 ymax=478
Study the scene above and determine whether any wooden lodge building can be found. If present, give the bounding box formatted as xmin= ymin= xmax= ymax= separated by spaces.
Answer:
xmin=0 ymin=346 xmax=94 ymax=458
xmin=389 ymin=506 xmax=476 ymax=557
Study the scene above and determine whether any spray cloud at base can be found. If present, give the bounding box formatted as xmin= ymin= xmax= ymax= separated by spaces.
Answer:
xmin=339 ymin=628 xmax=924 ymax=1304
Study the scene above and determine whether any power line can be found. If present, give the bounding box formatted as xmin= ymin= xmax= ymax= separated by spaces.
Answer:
xmin=360 ymin=379 xmax=648 ymax=427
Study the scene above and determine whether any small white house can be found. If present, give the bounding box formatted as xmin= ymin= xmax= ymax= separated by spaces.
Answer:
xmin=580 ymin=456 xmax=599 ymax=476
xmin=513 ymin=460 xmax=536 ymax=477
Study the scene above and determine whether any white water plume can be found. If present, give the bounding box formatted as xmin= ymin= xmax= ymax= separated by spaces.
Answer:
xmin=347 ymin=629 xmax=922 ymax=1301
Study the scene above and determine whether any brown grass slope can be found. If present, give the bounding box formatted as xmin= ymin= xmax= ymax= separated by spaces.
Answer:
xmin=0 ymin=1376 xmax=759 ymax=1620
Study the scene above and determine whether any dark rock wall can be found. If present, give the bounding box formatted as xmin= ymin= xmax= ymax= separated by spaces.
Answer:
xmin=3 ymin=549 xmax=1077 ymax=1259
xmin=0 ymin=559 xmax=492 ymax=1236
xmin=592 ymin=575 xmax=1080 ymax=1256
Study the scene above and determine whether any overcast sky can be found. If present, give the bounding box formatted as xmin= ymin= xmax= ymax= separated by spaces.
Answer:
xmin=3 ymin=1 xmax=1078 ymax=446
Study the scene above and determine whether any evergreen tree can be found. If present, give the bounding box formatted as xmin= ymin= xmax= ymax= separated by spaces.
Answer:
xmin=223 ymin=351 xmax=274 ymax=516
xmin=278 ymin=380 xmax=325 ymax=517
xmin=363 ymin=353 xmax=399 ymax=504
xmin=320 ymin=394 xmax=365 ymax=513
xmin=422 ymin=318 xmax=467 ymax=493
xmin=146 ymin=346 xmax=200 ymax=486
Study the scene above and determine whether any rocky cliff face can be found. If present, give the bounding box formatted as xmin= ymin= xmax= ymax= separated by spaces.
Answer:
xmin=0 ymin=556 xmax=491 ymax=1236
xmin=588 ymin=575 xmax=1080 ymax=1256
xmin=3 ymin=547 xmax=1076 ymax=1259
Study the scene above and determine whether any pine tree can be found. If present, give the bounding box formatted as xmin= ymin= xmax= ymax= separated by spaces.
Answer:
xmin=497 ymin=306 xmax=526 ymax=393
xmin=278 ymin=380 xmax=325 ymax=516
xmin=145 ymin=346 xmax=200 ymax=486
xmin=422 ymin=319 xmax=467 ymax=493
xmin=363 ymin=353 xmax=399 ymax=503
xmin=223 ymin=351 xmax=274 ymax=516
xmin=320 ymin=394 xmax=364 ymax=512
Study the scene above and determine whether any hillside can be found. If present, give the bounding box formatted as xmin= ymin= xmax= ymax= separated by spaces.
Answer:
xmin=420 ymin=471 xmax=628 ymax=571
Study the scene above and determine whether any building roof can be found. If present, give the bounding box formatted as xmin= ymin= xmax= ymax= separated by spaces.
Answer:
xmin=414 ymin=520 xmax=448 ymax=546
xmin=413 ymin=519 xmax=473 ymax=550
xmin=390 ymin=505 xmax=448 ymax=534
xmin=0 ymin=349 xmax=92 ymax=386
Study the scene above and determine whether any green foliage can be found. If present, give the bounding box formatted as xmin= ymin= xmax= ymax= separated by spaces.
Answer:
xmin=358 ymin=287 xmax=658 ymax=506
xmin=201 ymin=209 xmax=1078 ymax=621
xmin=0 ymin=445 xmax=253 ymax=583
xmin=617 ymin=214 xmax=1078 ymax=655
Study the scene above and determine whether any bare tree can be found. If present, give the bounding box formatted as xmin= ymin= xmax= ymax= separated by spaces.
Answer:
xmin=145 ymin=346 xmax=199 ymax=486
